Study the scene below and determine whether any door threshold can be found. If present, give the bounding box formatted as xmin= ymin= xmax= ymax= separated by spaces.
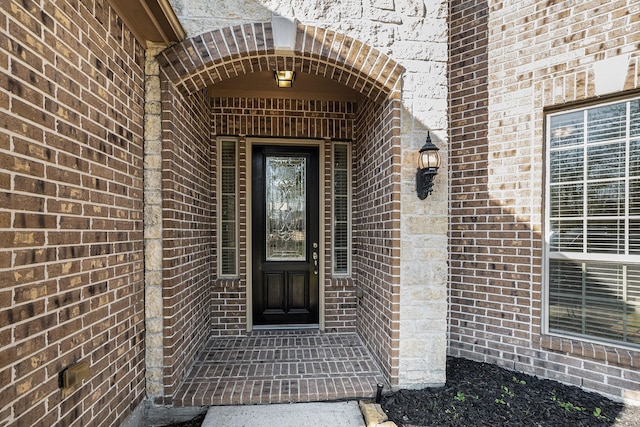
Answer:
xmin=252 ymin=324 xmax=320 ymax=331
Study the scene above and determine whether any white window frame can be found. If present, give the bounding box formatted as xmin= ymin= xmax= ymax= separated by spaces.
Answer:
xmin=217 ymin=137 xmax=239 ymax=277
xmin=332 ymin=141 xmax=352 ymax=276
xmin=543 ymin=96 xmax=640 ymax=349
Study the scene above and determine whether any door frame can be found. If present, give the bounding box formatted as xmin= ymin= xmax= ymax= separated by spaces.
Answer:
xmin=246 ymin=138 xmax=325 ymax=331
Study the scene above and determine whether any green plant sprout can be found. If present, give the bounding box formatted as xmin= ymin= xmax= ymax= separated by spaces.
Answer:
xmin=501 ymin=386 xmax=515 ymax=398
xmin=593 ymin=407 xmax=606 ymax=419
xmin=454 ymin=391 xmax=466 ymax=402
xmin=512 ymin=376 xmax=526 ymax=385
xmin=495 ymin=385 xmax=515 ymax=405
xmin=550 ymin=390 xmax=585 ymax=412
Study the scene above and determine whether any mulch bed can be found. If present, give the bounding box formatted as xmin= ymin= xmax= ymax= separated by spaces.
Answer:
xmin=382 ymin=357 xmax=639 ymax=427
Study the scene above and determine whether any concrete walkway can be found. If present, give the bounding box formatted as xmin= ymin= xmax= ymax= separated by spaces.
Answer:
xmin=202 ymin=401 xmax=366 ymax=427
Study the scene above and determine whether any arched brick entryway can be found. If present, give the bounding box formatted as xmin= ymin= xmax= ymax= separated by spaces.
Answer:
xmin=144 ymin=20 xmax=408 ymax=403
xmin=156 ymin=22 xmax=403 ymax=102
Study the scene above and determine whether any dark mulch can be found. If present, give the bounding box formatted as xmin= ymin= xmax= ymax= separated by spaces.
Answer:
xmin=382 ymin=357 xmax=639 ymax=427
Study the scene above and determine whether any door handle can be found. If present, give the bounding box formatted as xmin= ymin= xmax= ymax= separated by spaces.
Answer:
xmin=313 ymin=249 xmax=318 ymax=275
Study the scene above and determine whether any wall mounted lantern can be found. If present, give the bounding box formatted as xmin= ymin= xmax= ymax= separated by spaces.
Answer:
xmin=274 ymin=70 xmax=295 ymax=88
xmin=416 ymin=132 xmax=441 ymax=200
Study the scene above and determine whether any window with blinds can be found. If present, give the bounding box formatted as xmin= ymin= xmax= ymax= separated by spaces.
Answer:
xmin=545 ymin=97 xmax=640 ymax=347
xmin=218 ymin=139 xmax=238 ymax=277
xmin=333 ymin=142 xmax=351 ymax=276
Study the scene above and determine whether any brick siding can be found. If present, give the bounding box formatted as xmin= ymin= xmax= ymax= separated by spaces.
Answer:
xmin=212 ymin=98 xmax=356 ymax=140
xmin=1 ymin=1 xmax=145 ymax=425
xmin=449 ymin=0 xmax=640 ymax=402
xmin=159 ymin=82 xmax=213 ymax=402
xmin=353 ymin=97 xmax=403 ymax=385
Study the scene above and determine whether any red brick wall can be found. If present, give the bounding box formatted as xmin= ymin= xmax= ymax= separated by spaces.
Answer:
xmin=160 ymin=83 xmax=213 ymax=401
xmin=210 ymin=96 xmax=358 ymax=335
xmin=448 ymin=0 xmax=493 ymax=363
xmin=353 ymin=97 xmax=402 ymax=384
xmin=212 ymin=98 xmax=355 ymax=140
xmin=449 ymin=0 xmax=640 ymax=402
xmin=0 ymin=1 xmax=145 ymax=425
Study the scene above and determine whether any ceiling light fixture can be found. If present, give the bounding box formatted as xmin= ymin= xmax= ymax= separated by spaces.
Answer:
xmin=274 ymin=70 xmax=295 ymax=88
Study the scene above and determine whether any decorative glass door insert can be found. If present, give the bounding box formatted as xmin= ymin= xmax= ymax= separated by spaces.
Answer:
xmin=252 ymin=145 xmax=319 ymax=326
xmin=265 ymin=156 xmax=307 ymax=261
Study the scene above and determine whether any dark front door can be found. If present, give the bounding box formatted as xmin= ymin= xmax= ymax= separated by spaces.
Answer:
xmin=252 ymin=145 xmax=320 ymax=326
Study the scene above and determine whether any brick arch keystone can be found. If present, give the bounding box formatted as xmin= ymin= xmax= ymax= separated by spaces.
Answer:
xmin=156 ymin=22 xmax=405 ymax=103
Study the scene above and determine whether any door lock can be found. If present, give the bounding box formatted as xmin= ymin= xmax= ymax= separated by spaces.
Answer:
xmin=313 ymin=248 xmax=318 ymax=275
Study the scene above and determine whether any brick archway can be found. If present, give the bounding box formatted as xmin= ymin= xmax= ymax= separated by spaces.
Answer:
xmin=145 ymin=21 xmax=409 ymax=402
xmin=156 ymin=22 xmax=404 ymax=102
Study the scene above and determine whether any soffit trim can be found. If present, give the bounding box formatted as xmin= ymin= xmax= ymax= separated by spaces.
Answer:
xmin=108 ymin=0 xmax=185 ymax=48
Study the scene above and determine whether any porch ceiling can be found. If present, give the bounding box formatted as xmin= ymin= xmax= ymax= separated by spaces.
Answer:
xmin=208 ymin=71 xmax=362 ymax=101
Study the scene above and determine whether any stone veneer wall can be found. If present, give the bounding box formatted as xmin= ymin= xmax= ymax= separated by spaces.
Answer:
xmin=1 ymin=1 xmax=146 ymax=425
xmin=449 ymin=0 xmax=640 ymax=402
xmin=210 ymin=97 xmax=358 ymax=335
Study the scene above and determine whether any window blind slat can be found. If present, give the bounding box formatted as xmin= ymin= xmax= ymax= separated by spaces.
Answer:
xmin=549 ymin=220 xmax=583 ymax=252
xmin=630 ymin=100 xmax=640 ymax=137
xmin=587 ymin=103 xmax=627 ymax=143
xmin=550 ymin=148 xmax=583 ymax=183
xmin=219 ymin=140 xmax=237 ymax=276
xmin=587 ymin=181 xmax=624 ymax=216
xmin=332 ymin=143 xmax=350 ymax=275
xmin=548 ymin=260 xmax=639 ymax=345
xmin=586 ymin=219 xmax=624 ymax=254
xmin=550 ymin=111 xmax=583 ymax=149
xmin=587 ymin=142 xmax=626 ymax=179
xmin=551 ymin=184 xmax=583 ymax=217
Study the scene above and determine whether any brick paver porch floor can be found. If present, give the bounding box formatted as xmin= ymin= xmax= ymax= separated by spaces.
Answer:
xmin=173 ymin=330 xmax=388 ymax=406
